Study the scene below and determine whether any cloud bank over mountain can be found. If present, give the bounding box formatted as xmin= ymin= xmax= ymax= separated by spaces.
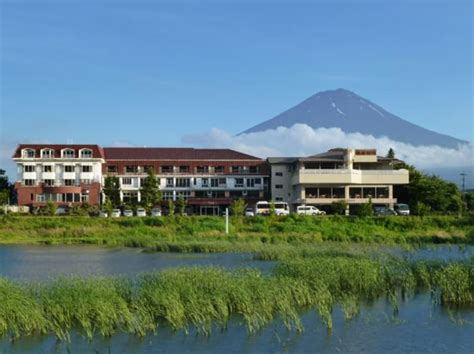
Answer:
xmin=183 ymin=124 xmax=473 ymax=171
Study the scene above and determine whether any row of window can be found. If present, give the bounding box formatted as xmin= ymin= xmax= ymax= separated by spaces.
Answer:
xmin=121 ymin=190 xmax=260 ymax=203
xmin=120 ymin=177 xmax=262 ymax=188
xmin=23 ymin=179 xmax=93 ymax=186
xmin=24 ymin=165 xmax=93 ymax=173
xmin=22 ymin=148 xmax=93 ymax=159
xmin=304 ymin=187 xmax=390 ymax=199
xmin=107 ymin=165 xmax=260 ymax=174
xmin=34 ymin=193 xmax=89 ymax=203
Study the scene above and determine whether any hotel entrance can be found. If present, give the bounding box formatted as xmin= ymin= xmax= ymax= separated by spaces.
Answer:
xmin=199 ymin=206 xmax=220 ymax=216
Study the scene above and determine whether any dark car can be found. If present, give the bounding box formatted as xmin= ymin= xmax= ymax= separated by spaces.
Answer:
xmin=373 ymin=206 xmax=397 ymax=216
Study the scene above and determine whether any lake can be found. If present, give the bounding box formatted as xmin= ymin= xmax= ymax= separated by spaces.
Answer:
xmin=0 ymin=244 xmax=473 ymax=353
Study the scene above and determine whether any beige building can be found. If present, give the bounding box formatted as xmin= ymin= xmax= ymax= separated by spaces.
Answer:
xmin=268 ymin=148 xmax=409 ymax=212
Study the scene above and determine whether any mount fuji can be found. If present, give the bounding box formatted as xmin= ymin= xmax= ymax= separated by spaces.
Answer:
xmin=240 ymin=88 xmax=467 ymax=149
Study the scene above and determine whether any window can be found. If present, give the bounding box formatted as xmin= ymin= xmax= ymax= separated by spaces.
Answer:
xmin=62 ymin=149 xmax=75 ymax=158
xmin=81 ymin=194 xmax=89 ymax=203
xmin=275 ymin=184 xmax=283 ymax=189
xmin=249 ymin=166 xmax=258 ymax=173
xmin=275 ymin=197 xmax=283 ymax=201
xmin=64 ymin=179 xmax=76 ymax=186
xmin=80 ymin=149 xmax=92 ymax=158
xmin=64 ymin=165 xmax=75 ymax=173
xmin=122 ymin=177 xmax=132 ymax=185
xmin=36 ymin=194 xmax=45 ymax=202
xmin=122 ymin=192 xmax=138 ymax=203
xmin=235 ymin=178 xmax=244 ymax=188
xmin=82 ymin=165 xmax=92 ymax=173
xmin=166 ymin=178 xmax=174 ymax=187
xmin=23 ymin=149 xmax=35 ymax=158
xmin=177 ymin=191 xmax=191 ymax=199
xmin=143 ymin=165 xmax=154 ymax=173
xmin=231 ymin=166 xmax=243 ymax=173
xmin=247 ymin=178 xmax=255 ymax=188
xmin=81 ymin=179 xmax=92 ymax=185
xmin=176 ymin=178 xmax=190 ymax=187
xmin=41 ymin=149 xmax=54 ymax=158
xmin=275 ymin=172 xmax=283 ymax=177
xmin=161 ymin=165 xmax=173 ymax=173
xmin=179 ymin=166 xmax=190 ymax=173
xmin=162 ymin=191 xmax=174 ymax=200
xmin=214 ymin=166 xmax=225 ymax=173
xmin=43 ymin=165 xmax=53 ymax=173
xmin=44 ymin=179 xmax=55 ymax=186
xmin=211 ymin=178 xmax=218 ymax=187
xmin=24 ymin=179 xmax=35 ymax=186
xmin=202 ymin=178 xmax=209 ymax=187
xmin=219 ymin=178 xmax=226 ymax=185
xmin=125 ymin=165 xmax=138 ymax=173
xmin=24 ymin=165 xmax=35 ymax=172
xmin=196 ymin=166 xmax=209 ymax=173
xmin=107 ymin=166 xmax=117 ymax=173
xmin=254 ymin=178 xmax=261 ymax=184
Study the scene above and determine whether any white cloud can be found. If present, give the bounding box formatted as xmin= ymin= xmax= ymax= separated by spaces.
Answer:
xmin=182 ymin=124 xmax=474 ymax=169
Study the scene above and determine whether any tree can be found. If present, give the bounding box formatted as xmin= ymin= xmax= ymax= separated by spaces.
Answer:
xmin=0 ymin=169 xmax=15 ymax=205
xmin=230 ymin=198 xmax=247 ymax=217
xmin=331 ymin=201 xmax=348 ymax=215
xmin=167 ymin=199 xmax=175 ymax=216
xmin=386 ymin=148 xmax=395 ymax=159
xmin=269 ymin=199 xmax=276 ymax=216
xmin=357 ymin=198 xmax=373 ymax=217
xmin=46 ymin=200 xmax=57 ymax=216
xmin=464 ymin=192 xmax=474 ymax=212
xmin=103 ymin=176 xmax=121 ymax=208
xmin=394 ymin=163 xmax=464 ymax=215
xmin=140 ymin=168 xmax=162 ymax=210
xmin=177 ymin=194 xmax=187 ymax=216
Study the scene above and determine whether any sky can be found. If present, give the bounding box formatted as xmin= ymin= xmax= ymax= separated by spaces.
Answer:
xmin=0 ymin=0 xmax=473 ymax=181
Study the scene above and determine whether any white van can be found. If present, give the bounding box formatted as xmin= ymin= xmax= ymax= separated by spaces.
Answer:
xmin=255 ymin=201 xmax=290 ymax=216
xmin=296 ymin=205 xmax=326 ymax=216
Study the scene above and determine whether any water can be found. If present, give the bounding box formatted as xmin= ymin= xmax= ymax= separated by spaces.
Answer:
xmin=0 ymin=244 xmax=473 ymax=353
xmin=2 ymin=295 xmax=473 ymax=354
xmin=0 ymin=245 xmax=275 ymax=280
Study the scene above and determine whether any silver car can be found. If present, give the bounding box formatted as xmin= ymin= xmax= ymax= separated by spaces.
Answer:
xmin=111 ymin=209 xmax=121 ymax=218
xmin=136 ymin=208 xmax=147 ymax=217
xmin=99 ymin=210 xmax=108 ymax=218
xmin=123 ymin=209 xmax=133 ymax=217
xmin=151 ymin=208 xmax=162 ymax=217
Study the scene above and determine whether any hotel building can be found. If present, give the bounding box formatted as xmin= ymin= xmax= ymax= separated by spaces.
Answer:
xmin=268 ymin=148 xmax=409 ymax=212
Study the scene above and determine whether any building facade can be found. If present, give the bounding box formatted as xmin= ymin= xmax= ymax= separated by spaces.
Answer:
xmin=12 ymin=145 xmax=104 ymax=207
xmin=12 ymin=145 xmax=269 ymax=215
xmin=102 ymin=147 xmax=269 ymax=215
xmin=268 ymin=148 xmax=409 ymax=212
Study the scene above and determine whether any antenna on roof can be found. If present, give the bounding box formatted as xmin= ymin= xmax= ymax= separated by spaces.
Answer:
xmin=67 ymin=139 xmax=73 ymax=145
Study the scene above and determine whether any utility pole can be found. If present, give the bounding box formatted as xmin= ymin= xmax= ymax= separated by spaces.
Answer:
xmin=460 ymin=172 xmax=466 ymax=193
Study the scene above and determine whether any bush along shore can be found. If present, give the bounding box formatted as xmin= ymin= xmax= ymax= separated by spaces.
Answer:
xmin=0 ymin=214 xmax=473 ymax=249
xmin=1 ymin=254 xmax=473 ymax=341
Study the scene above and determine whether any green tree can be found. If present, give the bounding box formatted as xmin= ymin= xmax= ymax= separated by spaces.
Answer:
xmin=269 ymin=200 xmax=276 ymax=216
xmin=46 ymin=201 xmax=57 ymax=216
xmin=0 ymin=169 xmax=15 ymax=204
xmin=177 ymin=195 xmax=187 ymax=216
xmin=103 ymin=197 xmax=113 ymax=215
xmin=394 ymin=164 xmax=463 ymax=215
xmin=464 ymin=192 xmax=474 ymax=212
xmin=386 ymin=148 xmax=395 ymax=159
xmin=140 ymin=168 xmax=162 ymax=210
xmin=103 ymin=176 xmax=121 ymax=208
xmin=331 ymin=201 xmax=348 ymax=215
xmin=357 ymin=198 xmax=373 ymax=217
xmin=167 ymin=199 xmax=175 ymax=216
xmin=230 ymin=198 xmax=247 ymax=217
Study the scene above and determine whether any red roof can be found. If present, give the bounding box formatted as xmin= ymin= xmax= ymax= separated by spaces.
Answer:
xmin=103 ymin=147 xmax=262 ymax=161
xmin=12 ymin=144 xmax=104 ymax=159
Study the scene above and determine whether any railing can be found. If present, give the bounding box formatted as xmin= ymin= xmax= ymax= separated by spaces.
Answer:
xmin=298 ymin=169 xmax=407 ymax=175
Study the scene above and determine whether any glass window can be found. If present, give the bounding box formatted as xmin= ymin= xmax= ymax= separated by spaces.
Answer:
xmin=214 ymin=166 xmax=225 ymax=173
xmin=23 ymin=149 xmax=35 ymax=158
xmin=24 ymin=165 xmax=35 ymax=172
xmin=275 ymin=184 xmax=283 ymax=189
xmin=82 ymin=165 xmax=92 ymax=173
xmin=122 ymin=177 xmax=132 ymax=185
xmin=43 ymin=165 xmax=53 ymax=173
xmin=197 ymin=166 xmax=209 ymax=173
xmin=62 ymin=149 xmax=75 ymax=158
xmin=235 ymin=178 xmax=244 ymax=187
xmin=166 ymin=178 xmax=174 ymax=187
xmin=41 ymin=149 xmax=54 ymax=158
xmin=80 ymin=149 xmax=92 ymax=158
xmin=202 ymin=178 xmax=209 ymax=187
xmin=44 ymin=179 xmax=55 ymax=186
xmin=107 ymin=165 xmax=117 ymax=173
xmin=125 ymin=165 xmax=138 ymax=173
xmin=176 ymin=178 xmax=190 ymax=187
xmin=179 ymin=166 xmax=190 ymax=173
xmin=24 ymin=179 xmax=35 ymax=186
xmin=161 ymin=165 xmax=173 ymax=173
xmin=64 ymin=165 xmax=75 ymax=173
xmin=275 ymin=172 xmax=283 ymax=177
xmin=64 ymin=179 xmax=76 ymax=186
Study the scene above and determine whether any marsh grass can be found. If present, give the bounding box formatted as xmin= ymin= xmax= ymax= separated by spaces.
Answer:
xmin=0 ymin=254 xmax=472 ymax=341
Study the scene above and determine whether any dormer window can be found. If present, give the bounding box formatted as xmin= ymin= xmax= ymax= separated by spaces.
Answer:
xmin=80 ymin=149 xmax=93 ymax=158
xmin=62 ymin=149 xmax=75 ymax=158
xmin=22 ymin=149 xmax=35 ymax=158
xmin=41 ymin=149 xmax=55 ymax=158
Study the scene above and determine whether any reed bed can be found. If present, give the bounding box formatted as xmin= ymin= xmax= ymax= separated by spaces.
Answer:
xmin=0 ymin=255 xmax=472 ymax=341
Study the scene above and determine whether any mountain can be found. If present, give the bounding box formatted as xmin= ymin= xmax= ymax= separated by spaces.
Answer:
xmin=240 ymin=89 xmax=467 ymax=148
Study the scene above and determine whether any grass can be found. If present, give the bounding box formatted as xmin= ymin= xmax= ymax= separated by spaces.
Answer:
xmin=0 ymin=214 xmax=473 ymax=251
xmin=0 ymin=254 xmax=472 ymax=341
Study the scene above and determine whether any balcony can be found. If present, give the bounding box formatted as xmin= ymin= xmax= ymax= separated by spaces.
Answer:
xmin=292 ymin=169 xmax=409 ymax=185
xmin=294 ymin=197 xmax=397 ymax=205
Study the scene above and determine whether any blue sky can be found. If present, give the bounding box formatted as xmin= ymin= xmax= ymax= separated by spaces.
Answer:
xmin=1 ymin=0 xmax=473 ymax=177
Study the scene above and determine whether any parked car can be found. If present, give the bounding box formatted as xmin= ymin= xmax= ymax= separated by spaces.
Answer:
xmin=123 ymin=209 xmax=133 ymax=217
xmin=245 ymin=207 xmax=255 ymax=217
xmin=374 ymin=206 xmax=397 ymax=216
xmin=136 ymin=208 xmax=147 ymax=217
xmin=296 ymin=205 xmax=326 ymax=216
xmin=99 ymin=210 xmax=108 ymax=218
xmin=55 ymin=207 xmax=67 ymax=215
xmin=394 ymin=203 xmax=410 ymax=216
xmin=151 ymin=208 xmax=162 ymax=217
xmin=111 ymin=209 xmax=121 ymax=218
